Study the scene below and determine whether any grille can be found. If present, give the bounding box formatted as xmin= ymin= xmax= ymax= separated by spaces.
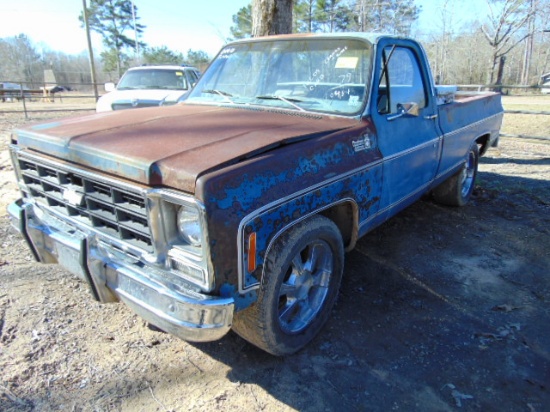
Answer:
xmin=112 ymin=101 xmax=160 ymax=111
xmin=18 ymin=156 xmax=153 ymax=253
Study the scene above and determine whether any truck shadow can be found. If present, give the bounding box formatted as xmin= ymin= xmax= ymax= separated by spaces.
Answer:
xmin=4 ymin=170 xmax=546 ymax=411
xmin=189 ymin=171 xmax=550 ymax=411
xmin=480 ymin=156 xmax=550 ymax=166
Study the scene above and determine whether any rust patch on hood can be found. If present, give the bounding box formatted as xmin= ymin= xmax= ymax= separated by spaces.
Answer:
xmin=15 ymin=104 xmax=359 ymax=193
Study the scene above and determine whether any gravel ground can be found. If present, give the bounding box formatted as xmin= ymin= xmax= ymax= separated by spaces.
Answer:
xmin=0 ymin=103 xmax=549 ymax=411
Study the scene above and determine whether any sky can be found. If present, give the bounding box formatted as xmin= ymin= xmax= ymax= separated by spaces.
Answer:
xmin=0 ymin=0 xmax=481 ymax=57
xmin=0 ymin=0 xmax=251 ymax=56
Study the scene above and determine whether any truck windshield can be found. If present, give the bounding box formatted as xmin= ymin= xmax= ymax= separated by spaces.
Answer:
xmin=187 ymin=38 xmax=373 ymax=116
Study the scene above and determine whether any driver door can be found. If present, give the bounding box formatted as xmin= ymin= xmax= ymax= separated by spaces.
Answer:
xmin=371 ymin=41 xmax=442 ymax=218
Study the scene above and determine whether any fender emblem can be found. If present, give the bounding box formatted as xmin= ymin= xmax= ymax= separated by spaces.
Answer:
xmin=352 ymin=134 xmax=375 ymax=152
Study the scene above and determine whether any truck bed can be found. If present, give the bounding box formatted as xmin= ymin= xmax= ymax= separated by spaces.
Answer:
xmin=438 ymin=91 xmax=503 ymax=137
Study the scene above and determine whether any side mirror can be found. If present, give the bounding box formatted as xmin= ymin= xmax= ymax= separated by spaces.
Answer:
xmin=387 ymin=102 xmax=420 ymax=121
xmin=104 ymin=82 xmax=116 ymax=92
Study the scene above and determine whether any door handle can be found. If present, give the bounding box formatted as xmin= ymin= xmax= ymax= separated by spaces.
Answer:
xmin=424 ymin=114 xmax=438 ymax=120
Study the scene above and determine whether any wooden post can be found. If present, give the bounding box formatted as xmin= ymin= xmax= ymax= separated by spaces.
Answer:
xmin=20 ymin=84 xmax=28 ymax=120
xmin=495 ymin=56 xmax=506 ymax=93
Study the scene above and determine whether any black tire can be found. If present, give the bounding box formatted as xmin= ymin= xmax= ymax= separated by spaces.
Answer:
xmin=433 ymin=142 xmax=480 ymax=206
xmin=232 ymin=215 xmax=344 ymax=356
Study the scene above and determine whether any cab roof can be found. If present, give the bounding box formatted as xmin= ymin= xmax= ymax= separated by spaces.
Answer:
xmin=226 ymin=32 xmax=406 ymax=47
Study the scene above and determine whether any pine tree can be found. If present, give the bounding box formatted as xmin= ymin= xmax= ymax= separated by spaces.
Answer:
xmin=80 ymin=0 xmax=146 ymax=75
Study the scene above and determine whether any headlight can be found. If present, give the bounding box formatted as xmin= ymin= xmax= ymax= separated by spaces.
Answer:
xmin=177 ymin=206 xmax=202 ymax=247
xmin=150 ymin=191 xmax=212 ymax=291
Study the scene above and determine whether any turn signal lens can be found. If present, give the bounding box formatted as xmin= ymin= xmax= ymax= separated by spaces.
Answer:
xmin=248 ymin=232 xmax=257 ymax=273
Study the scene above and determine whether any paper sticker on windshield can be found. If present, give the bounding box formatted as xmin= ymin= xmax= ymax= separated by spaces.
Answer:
xmin=335 ymin=57 xmax=358 ymax=69
xmin=175 ymin=71 xmax=183 ymax=76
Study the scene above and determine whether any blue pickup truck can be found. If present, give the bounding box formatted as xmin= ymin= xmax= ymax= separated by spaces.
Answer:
xmin=8 ymin=33 xmax=503 ymax=355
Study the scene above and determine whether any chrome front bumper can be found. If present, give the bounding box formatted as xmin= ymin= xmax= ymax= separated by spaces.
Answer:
xmin=8 ymin=199 xmax=234 ymax=342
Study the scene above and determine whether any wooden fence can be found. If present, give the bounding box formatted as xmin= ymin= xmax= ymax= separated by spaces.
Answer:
xmin=1 ymin=82 xmax=549 ymax=141
xmin=0 ymin=81 xmax=99 ymax=119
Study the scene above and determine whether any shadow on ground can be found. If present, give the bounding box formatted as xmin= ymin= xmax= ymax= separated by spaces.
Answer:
xmin=186 ymin=170 xmax=549 ymax=411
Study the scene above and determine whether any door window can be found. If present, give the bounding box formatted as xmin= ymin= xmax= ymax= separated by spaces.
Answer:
xmin=187 ymin=70 xmax=199 ymax=87
xmin=377 ymin=47 xmax=427 ymax=115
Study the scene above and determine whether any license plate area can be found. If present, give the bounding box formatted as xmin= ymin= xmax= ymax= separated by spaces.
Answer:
xmin=53 ymin=235 xmax=88 ymax=281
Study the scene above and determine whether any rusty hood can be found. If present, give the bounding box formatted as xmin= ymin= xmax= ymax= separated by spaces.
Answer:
xmin=14 ymin=104 xmax=359 ymax=193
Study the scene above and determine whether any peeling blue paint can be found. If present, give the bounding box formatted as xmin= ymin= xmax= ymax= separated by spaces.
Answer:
xmin=240 ymin=163 xmax=383 ymax=289
xmin=201 ymin=124 xmax=382 ymax=296
xmin=214 ymin=171 xmax=290 ymax=211
xmin=220 ymin=282 xmax=257 ymax=310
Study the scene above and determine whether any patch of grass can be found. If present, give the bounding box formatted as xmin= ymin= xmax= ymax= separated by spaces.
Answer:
xmin=500 ymin=95 xmax=550 ymax=139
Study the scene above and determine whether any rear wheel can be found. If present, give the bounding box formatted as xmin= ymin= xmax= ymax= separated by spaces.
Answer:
xmin=232 ymin=215 xmax=344 ymax=356
xmin=433 ymin=142 xmax=479 ymax=206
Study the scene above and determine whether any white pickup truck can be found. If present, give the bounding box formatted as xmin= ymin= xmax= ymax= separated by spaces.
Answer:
xmin=96 ymin=65 xmax=200 ymax=111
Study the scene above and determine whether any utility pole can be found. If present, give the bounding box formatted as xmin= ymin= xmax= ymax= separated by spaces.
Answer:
xmin=521 ymin=0 xmax=535 ymax=85
xmin=82 ymin=0 xmax=99 ymax=101
xmin=132 ymin=1 xmax=140 ymax=63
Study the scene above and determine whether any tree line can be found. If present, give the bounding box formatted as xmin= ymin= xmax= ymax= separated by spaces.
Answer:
xmin=0 ymin=0 xmax=210 ymax=88
xmin=237 ymin=0 xmax=550 ymax=87
xmin=239 ymin=0 xmax=421 ymax=37
xmin=422 ymin=0 xmax=550 ymax=87
xmin=0 ymin=33 xmax=211 ymax=89
xmin=1 ymin=0 xmax=549 ymax=90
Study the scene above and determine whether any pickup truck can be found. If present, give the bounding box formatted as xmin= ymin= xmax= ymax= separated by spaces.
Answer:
xmin=8 ymin=33 xmax=503 ymax=355
xmin=96 ymin=65 xmax=201 ymax=112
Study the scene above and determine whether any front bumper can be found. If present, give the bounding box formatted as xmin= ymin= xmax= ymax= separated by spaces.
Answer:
xmin=8 ymin=199 xmax=234 ymax=342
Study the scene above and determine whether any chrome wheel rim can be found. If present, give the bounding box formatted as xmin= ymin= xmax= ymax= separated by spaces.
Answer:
xmin=460 ymin=149 xmax=476 ymax=198
xmin=278 ymin=240 xmax=333 ymax=334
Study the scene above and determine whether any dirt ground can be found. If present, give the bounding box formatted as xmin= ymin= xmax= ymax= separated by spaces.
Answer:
xmin=0 ymin=100 xmax=549 ymax=411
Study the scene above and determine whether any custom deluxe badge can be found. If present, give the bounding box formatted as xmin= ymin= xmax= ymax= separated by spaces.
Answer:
xmin=352 ymin=134 xmax=375 ymax=152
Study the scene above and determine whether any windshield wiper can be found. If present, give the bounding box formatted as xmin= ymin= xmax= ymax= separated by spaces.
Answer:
xmin=202 ymin=89 xmax=234 ymax=103
xmin=255 ymin=95 xmax=306 ymax=111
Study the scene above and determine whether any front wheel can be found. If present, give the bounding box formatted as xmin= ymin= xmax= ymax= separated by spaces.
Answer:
xmin=433 ymin=142 xmax=480 ymax=206
xmin=232 ymin=215 xmax=344 ymax=356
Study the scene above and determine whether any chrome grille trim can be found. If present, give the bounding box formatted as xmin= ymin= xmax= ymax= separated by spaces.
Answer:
xmin=16 ymin=152 xmax=154 ymax=253
xmin=112 ymin=101 xmax=160 ymax=110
